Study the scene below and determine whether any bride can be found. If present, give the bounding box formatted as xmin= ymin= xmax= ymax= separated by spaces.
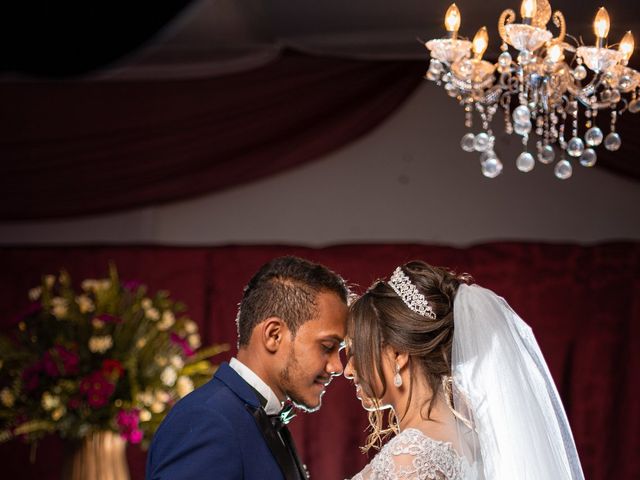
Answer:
xmin=344 ymin=261 xmax=584 ymax=480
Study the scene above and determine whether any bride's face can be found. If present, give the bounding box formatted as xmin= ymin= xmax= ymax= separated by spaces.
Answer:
xmin=343 ymin=341 xmax=394 ymax=411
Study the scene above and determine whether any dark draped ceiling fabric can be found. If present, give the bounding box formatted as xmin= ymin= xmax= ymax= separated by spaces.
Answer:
xmin=1 ymin=56 xmax=640 ymax=221
xmin=0 ymin=52 xmax=425 ymax=220
xmin=0 ymin=243 xmax=638 ymax=480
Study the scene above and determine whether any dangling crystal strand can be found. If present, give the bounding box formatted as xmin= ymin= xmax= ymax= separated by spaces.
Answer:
xmin=629 ymin=90 xmax=640 ymax=113
xmin=464 ymin=99 xmax=474 ymax=129
xmin=549 ymin=110 xmax=559 ymax=143
xmin=604 ymin=110 xmax=622 ymax=151
xmin=566 ymin=100 xmax=583 ymax=157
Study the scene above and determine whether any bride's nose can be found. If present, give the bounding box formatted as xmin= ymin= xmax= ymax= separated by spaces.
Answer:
xmin=343 ymin=357 xmax=355 ymax=380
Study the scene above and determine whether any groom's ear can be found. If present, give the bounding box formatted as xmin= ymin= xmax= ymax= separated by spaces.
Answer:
xmin=262 ymin=317 xmax=287 ymax=353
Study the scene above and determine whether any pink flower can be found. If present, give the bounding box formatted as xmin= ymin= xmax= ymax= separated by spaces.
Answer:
xmin=128 ymin=429 xmax=143 ymax=444
xmin=117 ymin=409 xmax=143 ymax=444
xmin=170 ymin=332 xmax=194 ymax=357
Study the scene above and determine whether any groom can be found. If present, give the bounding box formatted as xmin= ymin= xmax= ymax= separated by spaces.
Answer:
xmin=146 ymin=256 xmax=349 ymax=480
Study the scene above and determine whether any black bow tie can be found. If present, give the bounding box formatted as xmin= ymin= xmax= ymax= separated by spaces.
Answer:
xmin=268 ymin=403 xmax=296 ymax=430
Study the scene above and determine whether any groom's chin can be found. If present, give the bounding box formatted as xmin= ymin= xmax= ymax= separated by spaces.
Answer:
xmin=290 ymin=390 xmax=325 ymax=413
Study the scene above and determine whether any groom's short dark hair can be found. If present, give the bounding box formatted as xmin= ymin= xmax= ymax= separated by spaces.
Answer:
xmin=236 ymin=256 xmax=348 ymax=347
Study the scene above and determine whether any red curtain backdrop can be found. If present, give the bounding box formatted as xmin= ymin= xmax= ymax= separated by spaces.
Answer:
xmin=0 ymin=243 xmax=638 ymax=479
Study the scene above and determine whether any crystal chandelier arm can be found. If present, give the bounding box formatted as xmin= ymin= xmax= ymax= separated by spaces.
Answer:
xmin=552 ymin=11 xmax=566 ymax=43
xmin=566 ymin=73 xmax=612 ymax=109
xmin=498 ymin=9 xmax=516 ymax=46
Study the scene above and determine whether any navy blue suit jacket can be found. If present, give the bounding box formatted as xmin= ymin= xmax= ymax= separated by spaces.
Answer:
xmin=146 ymin=362 xmax=306 ymax=480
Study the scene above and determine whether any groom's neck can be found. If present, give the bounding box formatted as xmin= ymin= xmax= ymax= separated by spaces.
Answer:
xmin=237 ymin=348 xmax=286 ymax=401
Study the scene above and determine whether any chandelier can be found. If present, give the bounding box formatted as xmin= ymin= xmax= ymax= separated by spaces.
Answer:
xmin=424 ymin=0 xmax=639 ymax=179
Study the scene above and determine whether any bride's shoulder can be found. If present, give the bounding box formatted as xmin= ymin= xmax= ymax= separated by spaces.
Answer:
xmin=376 ymin=428 xmax=468 ymax=479
xmin=386 ymin=427 xmax=457 ymax=452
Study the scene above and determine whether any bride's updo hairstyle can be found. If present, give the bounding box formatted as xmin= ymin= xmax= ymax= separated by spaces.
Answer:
xmin=348 ymin=260 xmax=472 ymax=451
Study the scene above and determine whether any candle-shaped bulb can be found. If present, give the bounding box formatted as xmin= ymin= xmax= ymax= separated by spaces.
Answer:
xmin=445 ymin=4 xmax=461 ymax=33
xmin=472 ymin=27 xmax=489 ymax=58
xmin=593 ymin=7 xmax=610 ymax=40
xmin=547 ymin=43 xmax=563 ymax=63
xmin=520 ymin=0 xmax=537 ymax=20
xmin=619 ymin=31 xmax=635 ymax=62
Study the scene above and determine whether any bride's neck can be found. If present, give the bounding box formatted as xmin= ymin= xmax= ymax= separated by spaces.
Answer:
xmin=395 ymin=380 xmax=453 ymax=432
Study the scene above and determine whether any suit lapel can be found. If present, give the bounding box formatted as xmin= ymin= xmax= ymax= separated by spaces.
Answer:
xmin=280 ymin=426 xmax=309 ymax=479
xmin=248 ymin=405 xmax=301 ymax=480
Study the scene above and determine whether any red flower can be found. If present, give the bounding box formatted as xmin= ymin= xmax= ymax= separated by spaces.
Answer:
xmin=43 ymin=345 xmax=79 ymax=377
xmin=79 ymin=371 xmax=116 ymax=408
xmin=101 ymin=359 xmax=124 ymax=381
xmin=21 ymin=362 xmax=42 ymax=391
xmin=96 ymin=314 xmax=122 ymax=324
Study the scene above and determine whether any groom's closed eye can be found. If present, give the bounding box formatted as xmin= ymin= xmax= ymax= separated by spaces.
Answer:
xmin=321 ymin=341 xmax=339 ymax=353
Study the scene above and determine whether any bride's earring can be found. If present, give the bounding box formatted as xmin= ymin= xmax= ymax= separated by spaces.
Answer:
xmin=393 ymin=363 xmax=403 ymax=387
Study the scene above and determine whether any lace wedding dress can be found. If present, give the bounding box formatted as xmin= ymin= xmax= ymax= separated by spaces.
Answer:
xmin=349 ymin=428 xmax=473 ymax=480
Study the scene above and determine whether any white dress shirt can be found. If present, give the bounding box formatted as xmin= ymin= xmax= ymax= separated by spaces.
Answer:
xmin=229 ymin=357 xmax=283 ymax=415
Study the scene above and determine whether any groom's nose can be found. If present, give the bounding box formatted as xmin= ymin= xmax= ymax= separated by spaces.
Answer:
xmin=327 ymin=350 xmax=344 ymax=377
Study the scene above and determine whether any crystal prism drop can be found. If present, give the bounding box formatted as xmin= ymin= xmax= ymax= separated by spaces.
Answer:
xmin=460 ymin=133 xmax=476 ymax=152
xmin=585 ymin=127 xmax=603 ymax=146
xmin=554 ymin=160 xmax=573 ymax=179
xmin=516 ymin=152 xmax=535 ymax=172
xmin=579 ymin=148 xmax=597 ymax=167
xmin=604 ymin=132 xmax=622 ymax=151
xmin=567 ymin=137 xmax=585 ymax=157
xmin=481 ymin=157 xmax=503 ymax=178
xmin=538 ymin=145 xmax=555 ymax=164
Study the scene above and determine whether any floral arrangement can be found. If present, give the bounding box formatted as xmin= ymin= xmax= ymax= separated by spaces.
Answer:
xmin=0 ymin=265 xmax=227 ymax=448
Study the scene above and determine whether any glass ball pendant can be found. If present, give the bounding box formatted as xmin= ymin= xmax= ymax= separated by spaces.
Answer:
xmin=604 ymin=132 xmax=622 ymax=151
xmin=460 ymin=133 xmax=476 ymax=152
xmin=567 ymin=137 xmax=585 ymax=157
xmin=585 ymin=127 xmax=603 ymax=147
xmin=554 ymin=160 xmax=573 ymax=179
xmin=512 ymin=105 xmax=531 ymax=125
xmin=579 ymin=148 xmax=597 ymax=167
xmin=481 ymin=157 xmax=503 ymax=178
xmin=516 ymin=152 xmax=535 ymax=172
xmin=538 ymin=145 xmax=555 ymax=164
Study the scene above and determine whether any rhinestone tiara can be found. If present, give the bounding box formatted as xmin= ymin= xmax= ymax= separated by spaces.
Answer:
xmin=388 ymin=267 xmax=437 ymax=319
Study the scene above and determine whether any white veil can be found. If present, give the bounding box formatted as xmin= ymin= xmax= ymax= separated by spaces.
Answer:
xmin=451 ymin=284 xmax=584 ymax=480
